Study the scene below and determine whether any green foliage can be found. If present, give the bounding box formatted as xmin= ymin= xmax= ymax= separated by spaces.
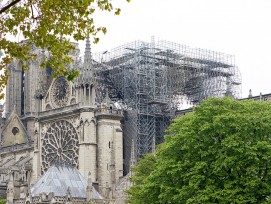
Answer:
xmin=0 ymin=0 xmax=130 ymax=99
xmin=128 ymin=97 xmax=271 ymax=203
xmin=0 ymin=199 xmax=5 ymax=204
xmin=127 ymin=153 xmax=157 ymax=204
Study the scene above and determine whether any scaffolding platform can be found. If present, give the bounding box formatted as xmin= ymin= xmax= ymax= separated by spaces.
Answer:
xmin=93 ymin=37 xmax=241 ymax=173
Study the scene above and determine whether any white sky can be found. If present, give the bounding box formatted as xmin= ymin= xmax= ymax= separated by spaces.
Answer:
xmin=83 ymin=0 xmax=271 ymax=98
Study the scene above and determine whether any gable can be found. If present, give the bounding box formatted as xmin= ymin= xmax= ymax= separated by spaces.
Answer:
xmin=1 ymin=113 xmax=28 ymax=147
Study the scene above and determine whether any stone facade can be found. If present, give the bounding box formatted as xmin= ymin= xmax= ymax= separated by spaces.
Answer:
xmin=0 ymin=40 xmax=127 ymax=203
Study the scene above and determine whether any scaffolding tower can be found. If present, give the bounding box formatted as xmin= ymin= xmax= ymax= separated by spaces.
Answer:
xmin=93 ymin=38 xmax=241 ymax=173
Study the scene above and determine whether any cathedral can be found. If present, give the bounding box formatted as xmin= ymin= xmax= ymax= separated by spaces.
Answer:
xmin=0 ymin=39 xmax=130 ymax=203
xmin=0 ymin=37 xmax=242 ymax=203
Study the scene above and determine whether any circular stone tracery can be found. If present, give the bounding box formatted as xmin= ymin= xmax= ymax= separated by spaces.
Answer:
xmin=50 ymin=76 xmax=70 ymax=107
xmin=42 ymin=120 xmax=79 ymax=172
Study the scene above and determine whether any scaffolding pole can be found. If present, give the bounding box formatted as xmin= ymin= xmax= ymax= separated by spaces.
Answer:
xmin=93 ymin=38 xmax=241 ymax=173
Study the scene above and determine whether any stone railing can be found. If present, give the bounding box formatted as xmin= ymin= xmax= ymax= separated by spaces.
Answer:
xmin=38 ymin=103 xmax=80 ymax=118
xmin=95 ymin=108 xmax=123 ymax=117
xmin=0 ymin=143 xmax=33 ymax=154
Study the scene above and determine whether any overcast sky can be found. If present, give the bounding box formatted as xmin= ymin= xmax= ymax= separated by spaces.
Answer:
xmin=82 ymin=0 xmax=271 ymax=98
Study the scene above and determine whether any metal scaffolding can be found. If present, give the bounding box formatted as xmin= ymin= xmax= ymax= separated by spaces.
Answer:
xmin=92 ymin=38 xmax=241 ymax=173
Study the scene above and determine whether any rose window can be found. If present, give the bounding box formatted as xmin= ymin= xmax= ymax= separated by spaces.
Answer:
xmin=42 ymin=120 xmax=79 ymax=172
xmin=50 ymin=76 xmax=70 ymax=107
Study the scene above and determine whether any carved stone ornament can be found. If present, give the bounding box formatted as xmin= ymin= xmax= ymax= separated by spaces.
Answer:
xmin=50 ymin=76 xmax=70 ymax=107
xmin=41 ymin=120 xmax=79 ymax=173
xmin=41 ymin=122 xmax=50 ymax=136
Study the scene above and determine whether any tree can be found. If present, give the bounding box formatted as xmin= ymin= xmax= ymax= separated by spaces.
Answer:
xmin=0 ymin=0 xmax=130 ymax=99
xmin=128 ymin=153 xmax=157 ymax=204
xmin=128 ymin=97 xmax=271 ymax=203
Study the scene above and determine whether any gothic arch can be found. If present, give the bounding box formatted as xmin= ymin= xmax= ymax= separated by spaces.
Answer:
xmin=45 ymin=104 xmax=52 ymax=111
xmin=70 ymin=98 xmax=76 ymax=105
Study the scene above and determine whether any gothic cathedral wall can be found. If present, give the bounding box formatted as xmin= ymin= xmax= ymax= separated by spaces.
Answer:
xmin=97 ymin=117 xmax=123 ymax=198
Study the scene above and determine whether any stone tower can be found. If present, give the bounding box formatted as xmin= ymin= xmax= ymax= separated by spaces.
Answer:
xmin=5 ymin=47 xmax=49 ymax=141
xmin=74 ymin=38 xmax=98 ymax=183
xmin=5 ymin=60 xmax=24 ymax=117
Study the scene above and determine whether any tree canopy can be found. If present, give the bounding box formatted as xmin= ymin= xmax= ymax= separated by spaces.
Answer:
xmin=128 ymin=97 xmax=271 ymax=203
xmin=0 ymin=0 xmax=130 ymax=99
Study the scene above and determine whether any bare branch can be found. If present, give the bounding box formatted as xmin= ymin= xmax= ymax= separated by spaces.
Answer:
xmin=0 ymin=0 xmax=22 ymax=14
xmin=30 ymin=3 xmax=34 ymax=19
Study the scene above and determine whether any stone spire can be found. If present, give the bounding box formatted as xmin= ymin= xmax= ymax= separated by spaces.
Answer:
xmin=76 ymin=38 xmax=94 ymax=85
xmin=100 ymin=88 xmax=115 ymax=112
xmin=83 ymin=38 xmax=93 ymax=78
xmin=74 ymin=38 xmax=96 ymax=106
xmin=103 ymin=89 xmax=110 ymax=105
xmin=84 ymin=38 xmax=92 ymax=73
xmin=248 ymin=89 xmax=252 ymax=98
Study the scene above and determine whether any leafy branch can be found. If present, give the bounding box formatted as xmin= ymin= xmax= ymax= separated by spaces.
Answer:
xmin=0 ymin=0 xmax=131 ymax=100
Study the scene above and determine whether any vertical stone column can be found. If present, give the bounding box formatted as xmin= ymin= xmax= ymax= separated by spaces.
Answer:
xmin=86 ymin=172 xmax=93 ymax=201
xmin=91 ymin=86 xmax=96 ymax=106
xmin=6 ymin=172 xmax=14 ymax=204
xmin=88 ymin=86 xmax=91 ymax=106
xmin=97 ymin=118 xmax=113 ymax=197
xmin=114 ymin=125 xmax=123 ymax=184
xmin=6 ymin=61 xmax=23 ymax=116
xmin=78 ymin=112 xmax=97 ymax=182
xmin=96 ymin=107 xmax=124 ymax=198
xmin=31 ymin=122 xmax=41 ymax=185
xmin=24 ymin=61 xmax=39 ymax=114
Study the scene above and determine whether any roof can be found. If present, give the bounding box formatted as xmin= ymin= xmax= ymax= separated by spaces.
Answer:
xmin=0 ymin=155 xmax=32 ymax=171
xmin=31 ymin=165 xmax=103 ymax=199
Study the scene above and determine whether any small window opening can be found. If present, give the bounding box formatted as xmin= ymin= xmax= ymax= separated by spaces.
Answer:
xmin=12 ymin=127 xmax=19 ymax=136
